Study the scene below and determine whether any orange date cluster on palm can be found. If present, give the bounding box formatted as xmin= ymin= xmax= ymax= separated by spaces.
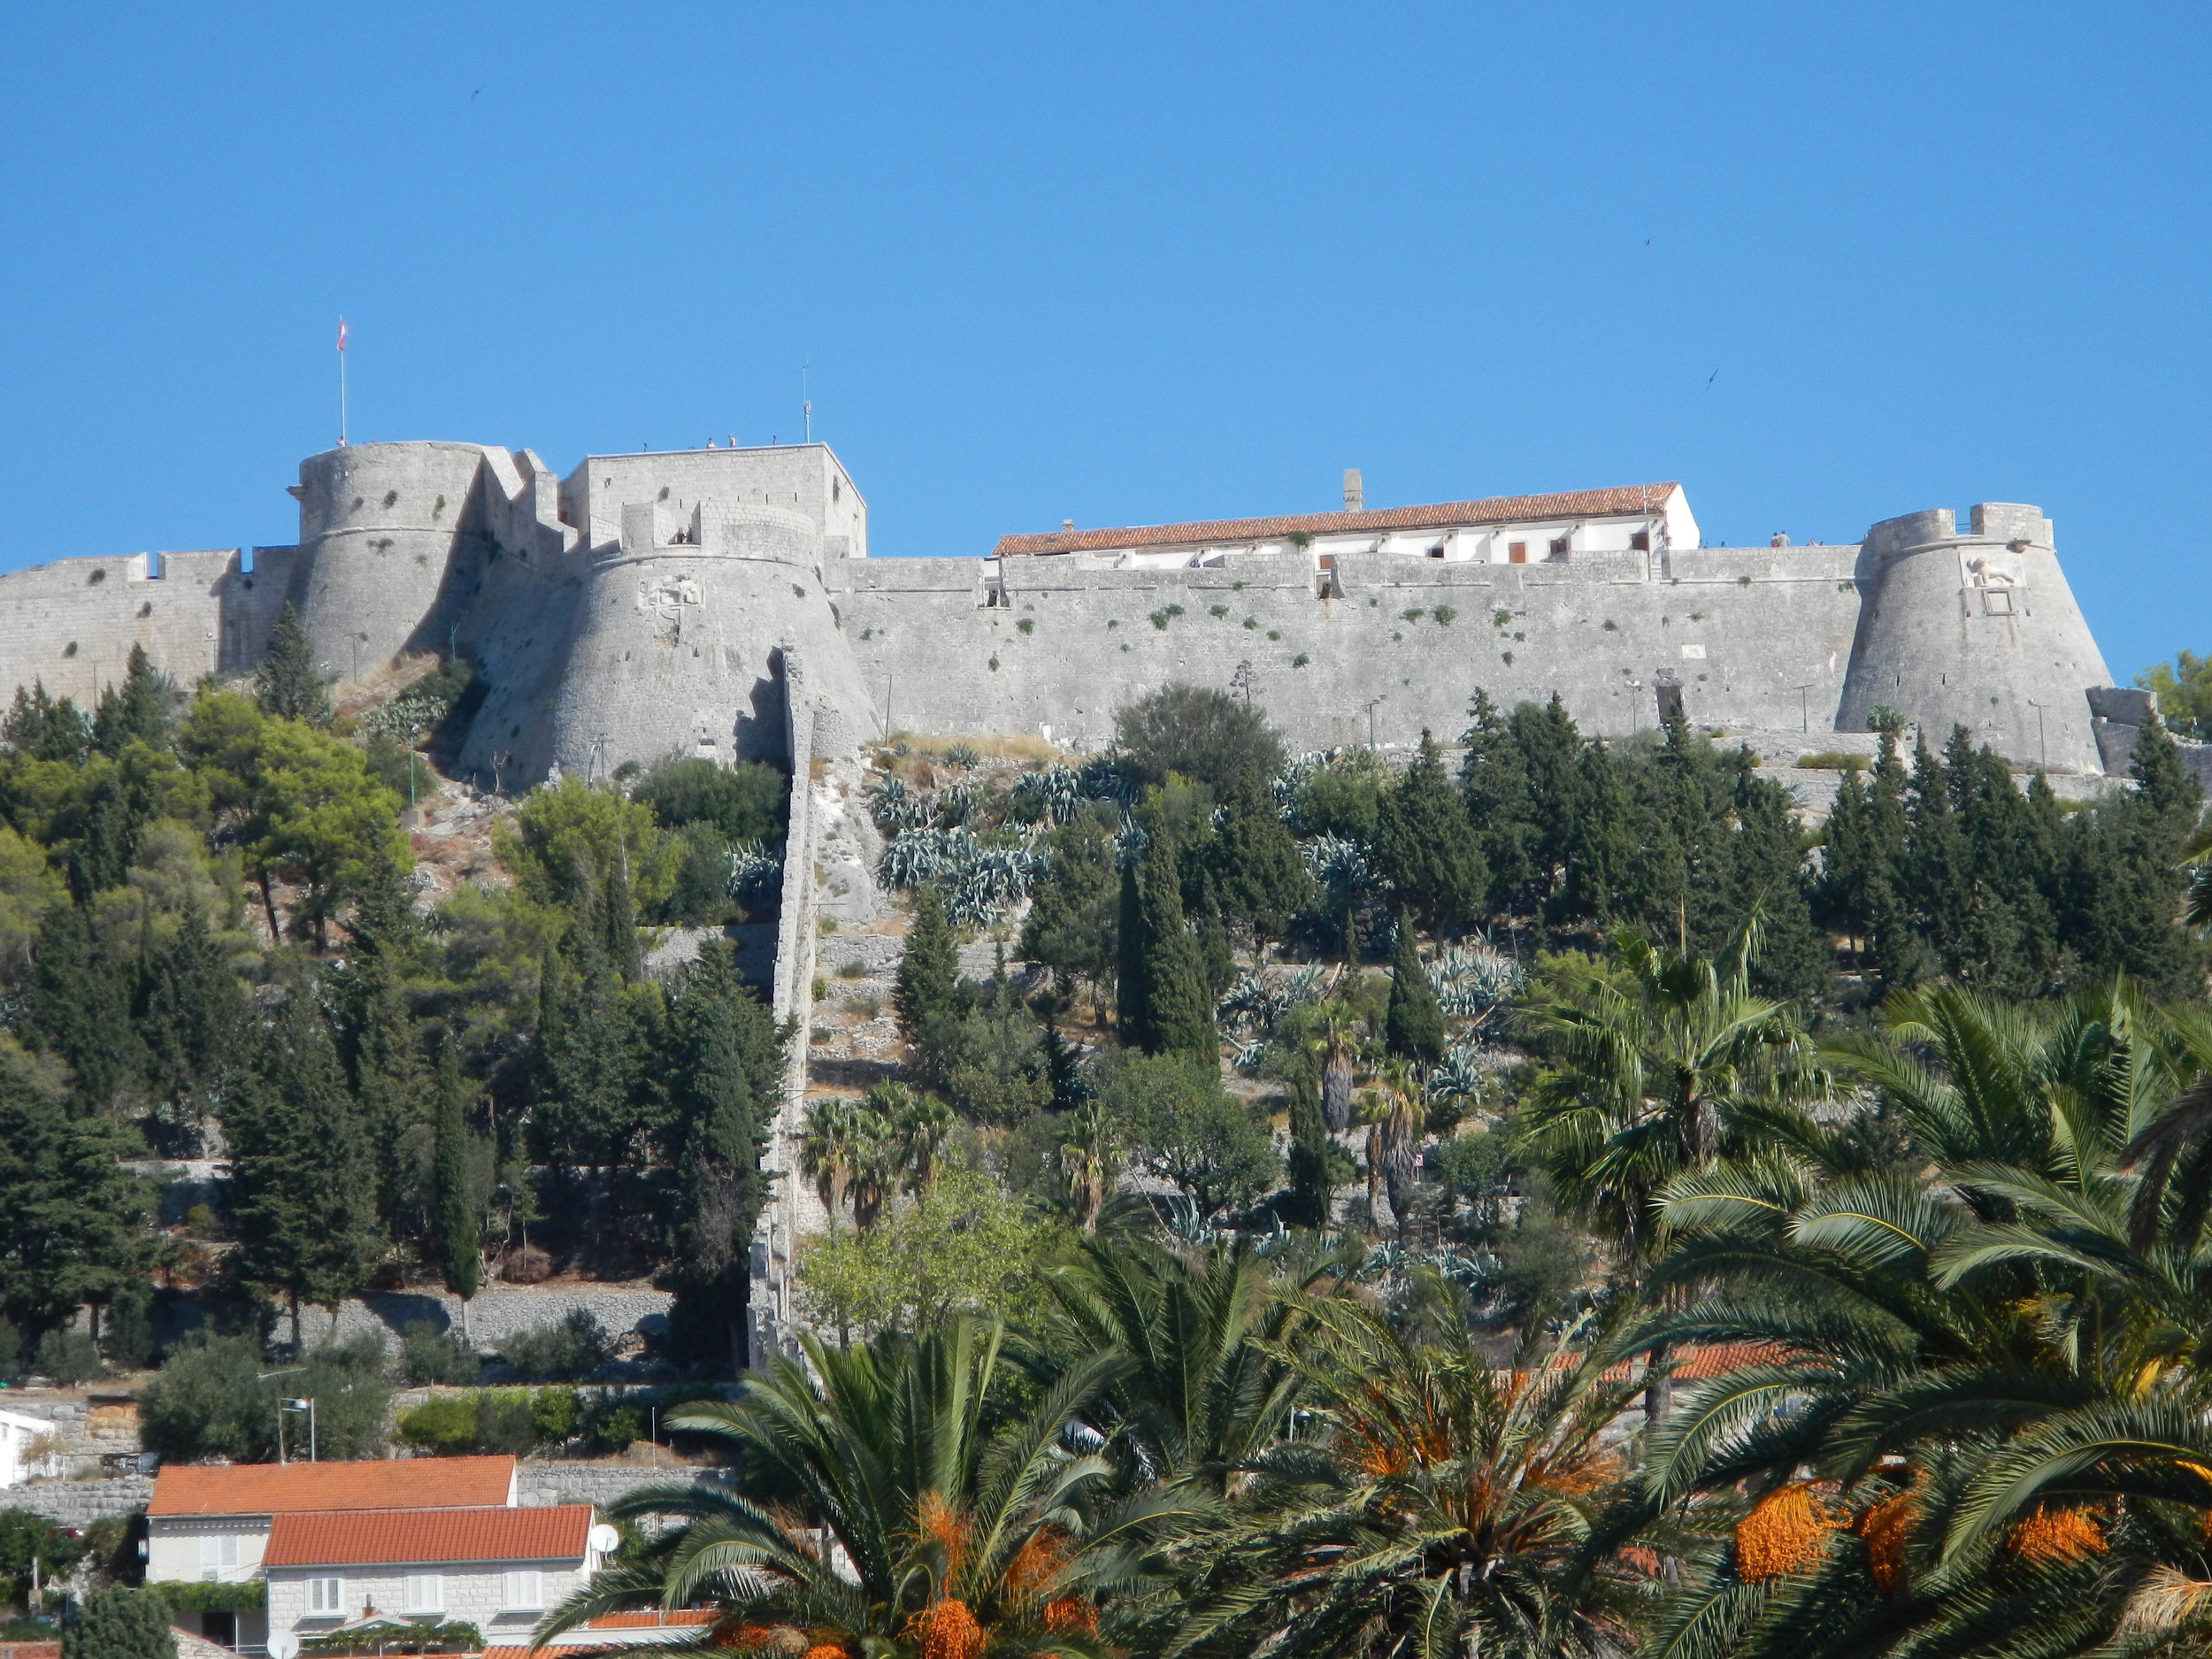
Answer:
xmin=2007 ymin=1503 xmax=2108 ymax=1564
xmin=1735 ymin=1482 xmax=1847 ymax=1583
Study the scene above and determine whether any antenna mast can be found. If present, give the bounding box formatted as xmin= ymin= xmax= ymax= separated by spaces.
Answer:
xmin=803 ymin=360 xmax=812 ymax=443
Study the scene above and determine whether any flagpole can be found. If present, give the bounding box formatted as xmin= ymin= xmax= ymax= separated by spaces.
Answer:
xmin=337 ymin=317 xmax=348 ymax=448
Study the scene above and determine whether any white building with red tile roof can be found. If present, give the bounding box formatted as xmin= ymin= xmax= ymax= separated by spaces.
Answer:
xmin=259 ymin=1503 xmax=610 ymax=1657
xmin=145 ymin=1455 xmax=518 ymax=1654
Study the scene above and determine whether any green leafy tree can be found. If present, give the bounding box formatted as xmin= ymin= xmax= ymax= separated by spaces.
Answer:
xmin=1383 ymin=918 xmax=1445 ymax=1064
xmin=1102 ymin=1053 xmax=1279 ymax=1220
xmin=634 ymin=755 xmax=787 ymax=844
xmin=1114 ymin=681 xmax=1287 ymax=791
xmin=793 ymin=1168 xmax=1062 ymax=1337
xmin=226 ymin=981 xmax=380 ymax=1348
xmin=64 ymin=1586 xmax=176 ymax=1659
xmin=1374 ymin=729 xmax=1487 ymax=931
xmin=2139 ymin=647 xmax=2212 ymax=738
xmin=495 ymin=773 xmax=677 ymax=918
xmin=251 ymin=603 xmax=329 ymax=725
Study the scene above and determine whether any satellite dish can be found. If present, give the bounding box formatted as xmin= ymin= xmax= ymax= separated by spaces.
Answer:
xmin=588 ymin=1524 xmax=621 ymax=1555
xmin=269 ymin=1635 xmax=301 ymax=1659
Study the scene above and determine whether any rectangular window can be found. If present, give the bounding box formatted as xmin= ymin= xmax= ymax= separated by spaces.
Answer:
xmin=1548 ymin=535 xmax=1571 ymax=559
xmin=1630 ymin=531 xmax=1650 ymax=552
xmin=199 ymin=1532 xmax=239 ymax=1578
xmin=306 ymin=1577 xmax=344 ymax=1617
xmin=1507 ymin=541 xmax=1526 ymax=565
xmin=403 ymin=1573 xmax=443 ymax=1615
xmin=503 ymin=1571 xmax=544 ymax=1611
xmin=1426 ymin=544 xmax=1445 ymax=559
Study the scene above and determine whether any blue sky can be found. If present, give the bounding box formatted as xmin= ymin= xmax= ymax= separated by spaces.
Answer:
xmin=1 ymin=4 xmax=2203 ymax=680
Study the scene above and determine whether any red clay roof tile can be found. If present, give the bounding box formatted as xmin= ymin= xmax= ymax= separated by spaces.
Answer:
xmin=150 ymin=1455 xmax=515 ymax=1517
xmin=993 ymin=485 xmax=1679 ymax=558
xmin=261 ymin=1504 xmax=591 ymax=1568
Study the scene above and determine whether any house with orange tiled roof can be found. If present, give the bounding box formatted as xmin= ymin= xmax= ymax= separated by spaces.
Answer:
xmin=260 ymin=1503 xmax=612 ymax=1658
xmin=145 ymin=1455 xmax=518 ymax=1653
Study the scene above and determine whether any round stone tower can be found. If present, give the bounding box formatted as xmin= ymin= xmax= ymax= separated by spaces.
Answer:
xmin=547 ymin=497 xmax=878 ymax=778
xmin=293 ymin=442 xmax=496 ymax=681
xmin=1836 ymin=502 xmax=2113 ymax=773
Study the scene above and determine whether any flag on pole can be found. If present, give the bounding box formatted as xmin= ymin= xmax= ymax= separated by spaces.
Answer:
xmin=336 ymin=318 xmax=347 ymax=352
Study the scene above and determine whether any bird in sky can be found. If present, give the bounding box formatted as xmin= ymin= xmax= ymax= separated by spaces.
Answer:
xmin=1707 ymin=369 xmax=1718 ymax=387
xmin=472 ymin=88 xmax=482 ymax=98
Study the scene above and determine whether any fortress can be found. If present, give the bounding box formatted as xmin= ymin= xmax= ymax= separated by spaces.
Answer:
xmin=0 ymin=437 xmax=2168 ymax=1352
xmin=0 ymin=439 xmax=2148 ymax=784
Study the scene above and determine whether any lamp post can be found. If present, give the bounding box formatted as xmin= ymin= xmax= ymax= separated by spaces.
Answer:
xmin=258 ymin=1367 xmax=304 ymax=1464
xmin=2026 ymin=698 xmax=2047 ymax=771
xmin=1364 ymin=695 xmax=1386 ymax=752
xmin=1793 ymin=683 xmax=1813 ymax=734
xmin=280 ymin=1397 xmax=317 ymax=1463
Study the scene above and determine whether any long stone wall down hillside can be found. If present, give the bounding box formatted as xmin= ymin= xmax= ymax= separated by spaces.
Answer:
xmin=832 ymin=545 xmax=1863 ymax=754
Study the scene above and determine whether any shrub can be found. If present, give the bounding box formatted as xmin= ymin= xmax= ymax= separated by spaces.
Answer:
xmin=945 ymin=742 xmax=981 ymax=769
xmin=470 ymin=1390 xmax=540 ymax=1455
xmin=498 ymin=1309 xmax=609 ymax=1381
xmin=394 ymin=1394 xmax=479 ymax=1456
xmin=33 ymin=1329 xmax=102 ymax=1386
xmin=529 ymin=1385 xmax=581 ymax=1448
xmin=585 ymin=1398 xmax=644 ymax=1455
xmin=64 ymin=1586 xmax=174 ymax=1659
xmin=1432 ymin=605 xmax=1455 ymax=626
xmin=399 ymin=1322 xmax=480 ymax=1386
xmin=1795 ymin=751 xmax=1867 ymax=772
xmin=1111 ymin=684 xmax=1286 ymax=792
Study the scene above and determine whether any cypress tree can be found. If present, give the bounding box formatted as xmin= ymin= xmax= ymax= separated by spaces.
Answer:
xmin=665 ymin=943 xmax=773 ymax=1375
xmin=22 ymin=902 xmax=146 ymax=1112
xmin=1901 ymin=733 xmax=1970 ymax=974
xmin=1728 ymin=772 xmax=1826 ymax=1004
xmin=431 ymin=1038 xmax=480 ymax=1301
xmin=1556 ymin=741 xmax=1633 ymax=926
xmin=1373 ymin=730 xmax=1488 ymax=933
xmin=1138 ymin=844 xmax=1217 ymax=1062
xmin=1460 ymin=689 xmax=1539 ymax=917
xmin=1116 ymin=859 xmax=1147 ymax=1048
xmin=1861 ymin=725 xmax=1921 ymax=988
xmin=1510 ymin=694 xmax=1586 ymax=903
xmin=349 ymin=968 xmax=428 ymax=1243
xmin=2 ymin=681 xmax=88 ymax=763
xmin=1282 ymin=1057 xmax=1340 ymax=1230
xmin=62 ymin=1586 xmax=175 ymax=1659
xmin=253 ymin=603 xmax=330 ymax=726
xmin=1191 ymin=865 xmax=1236 ymax=1003
xmin=894 ymin=885 xmax=961 ymax=1047
xmin=1210 ymin=766 xmax=1310 ymax=949
xmin=227 ymin=980 xmax=377 ymax=1350
xmin=1383 ymin=916 xmax=1445 ymax=1064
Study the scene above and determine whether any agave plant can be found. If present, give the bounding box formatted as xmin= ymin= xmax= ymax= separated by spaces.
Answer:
xmin=1010 ymin=764 xmax=1087 ymax=827
xmin=358 ymin=687 xmax=453 ymax=741
xmin=870 ymin=772 xmax=930 ymax=834
xmin=1429 ymin=940 xmax=1525 ymax=1030
xmin=723 ymin=839 xmax=781 ymax=902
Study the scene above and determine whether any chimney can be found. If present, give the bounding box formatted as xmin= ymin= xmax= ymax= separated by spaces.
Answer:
xmin=1062 ymin=518 xmax=1073 ymax=534
xmin=1342 ymin=469 xmax=1363 ymax=513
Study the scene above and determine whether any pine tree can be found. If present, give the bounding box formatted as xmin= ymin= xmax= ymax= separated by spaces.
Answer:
xmin=62 ymin=1586 xmax=175 ymax=1659
xmin=1900 ymin=732 xmax=1970 ymax=974
xmin=1018 ymin=815 xmax=1120 ymax=1004
xmin=1374 ymin=730 xmax=1488 ymax=933
xmin=139 ymin=908 xmax=249 ymax=1153
xmin=91 ymin=644 xmax=174 ymax=757
xmin=227 ymin=979 xmax=378 ymax=1349
xmin=894 ymin=885 xmax=961 ymax=1047
xmin=22 ymin=902 xmax=147 ymax=1112
xmin=253 ymin=603 xmax=330 ymax=726
xmin=1138 ymin=843 xmax=1217 ymax=1063
xmin=1510 ymin=694 xmax=1586 ymax=907
xmin=1460 ymin=689 xmax=1539 ymax=917
xmin=430 ymin=1038 xmax=480 ymax=1301
xmin=1383 ymin=917 xmax=1445 ymax=1064
xmin=1728 ymin=773 xmax=1826 ymax=1004
xmin=1116 ymin=859 xmax=1147 ymax=1048
xmin=1209 ymin=766 xmax=1310 ymax=949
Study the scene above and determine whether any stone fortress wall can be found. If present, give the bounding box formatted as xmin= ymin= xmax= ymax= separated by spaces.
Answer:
xmin=0 ymin=436 xmax=2129 ymax=795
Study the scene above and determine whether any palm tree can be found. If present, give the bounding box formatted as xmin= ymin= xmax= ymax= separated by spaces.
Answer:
xmin=1163 ymin=1287 xmax=1647 ymax=1659
xmin=1515 ymin=914 xmax=1810 ymax=1419
xmin=1310 ymin=1001 xmax=1360 ymax=1134
xmin=798 ymin=1097 xmax=859 ymax=1227
xmin=1029 ymin=1232 xmax=1335 ymax=1496
xmin=1620 ymin=979 xmax=2212 ymax=1659
xmin=1057 ymin=1103 xmax=1116 ymax=1233
xmin=1376 ymin=1056 xmax=1423 ymax=1241
xmin=538 ymin=1317 xmax=1179 ymax=1656
xmin=879 ymin=1082 xmax=955 ymax=1196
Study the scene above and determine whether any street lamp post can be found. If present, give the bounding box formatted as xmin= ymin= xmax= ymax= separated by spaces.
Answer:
xmin=1364 ymin=695 xmax=1387 ymax=752
xmin=258 ymin=1367 xmax=304 ymax=1465
xmin=280 ymin=1397 xmax=317 ymax=1463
